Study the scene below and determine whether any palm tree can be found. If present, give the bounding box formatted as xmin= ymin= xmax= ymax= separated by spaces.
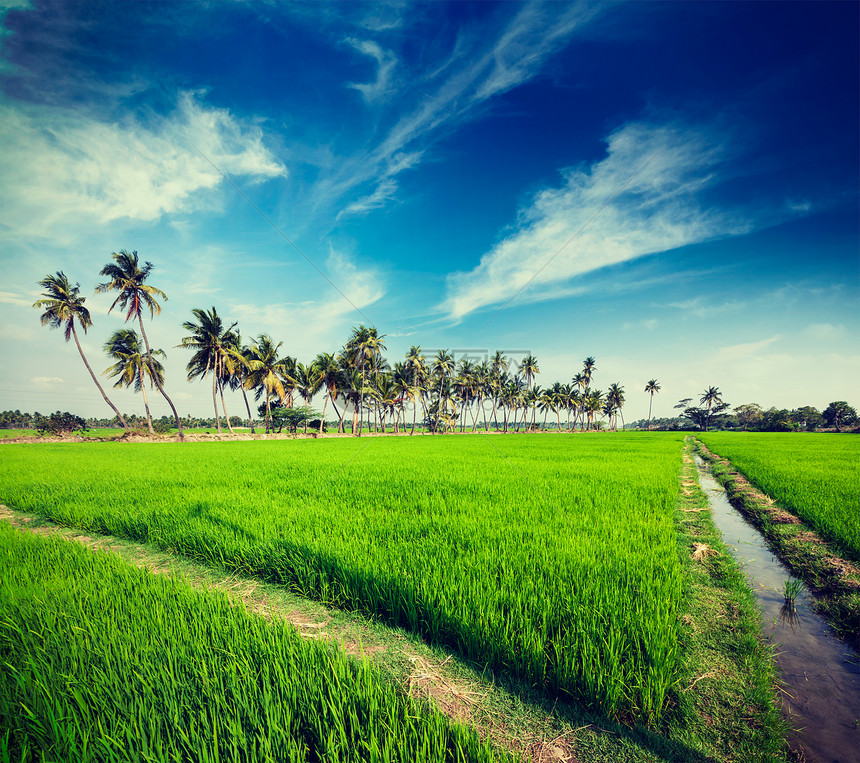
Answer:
xmin=700 ymin=386 xmax=723 ymax=432
xmin=404 ymin=346 xmax=428 ymax=434
xmin=230 ymin=333 xmax=257 ymax=433
xmin=431 ymin=350 xmax=455 ymax=433
xmin=293 ymin=361 xmax=322 ymax=434
xmin=177 ymin=307 xmax=243 ymax=435
xmin=96 ymin=250 xmax=183 ymax=440
xmin=644 ymin=379 xmax=661 ymax=430
xmin=489 ymin=352 xmax=509 ymax=431
xmin=245 ymin=335 xmax=288 ymax=433
xmin=313 ymin=352 xmax=341 ymax=435
xmin=33 ymin=272 xmax=130 ymax=432
xmin=585 ymin=389 xmax=604 ymax=431
xmin=519 ymin=354 xmax=540 ymax=429
xmin=607 ymin=383 xmax=625 ymax=431
xmin=346 ymin=325 xmax=386 ymax=437
xmin=103 ymin=329 xmax=165 ymax=434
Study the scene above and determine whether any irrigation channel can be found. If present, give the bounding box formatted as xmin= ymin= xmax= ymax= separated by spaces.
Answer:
xmin=693 ymin=455 xmax=860 ymax=762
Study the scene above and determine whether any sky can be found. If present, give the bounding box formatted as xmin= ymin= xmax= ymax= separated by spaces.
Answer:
xmin=0 ymin=0 xmax=857 ymax=423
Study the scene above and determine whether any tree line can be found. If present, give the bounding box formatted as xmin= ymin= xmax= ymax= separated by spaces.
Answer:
xmin=30 ymin=251 xmax=855 ymax=438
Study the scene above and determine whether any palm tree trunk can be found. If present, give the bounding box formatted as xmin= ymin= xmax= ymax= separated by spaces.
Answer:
xmin=319 ymin=393 xmax=329 ymax=435
xmin=140 ymin=381 xmax=155 ymax=434
xmin=411 ymin=393 xmax=417 ymax=435
xmin=219 ymin=382 xmax=235 ymax=434
xmin=265 ymin=388 xmax=272 ymax=433
xmin=648 ymin=394 xmax=654 ymax=430
xmin=210 ymin=356 xmax=222 ymax=434
xmin=70 ymin=325 xmax=130 ymax=432
xmin=137 ymin=316 xmax=184 ymax=440
xmin=240 ymin=385 xmax=255 ymax=433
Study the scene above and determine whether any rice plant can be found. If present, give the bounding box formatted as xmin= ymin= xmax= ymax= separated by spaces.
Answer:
xmin=699 ymin=433 xmax=860 ymax=562
xmin=0 ymin=522 xmax=504 ymax=762
xmin=0 ymin=433 xmax=686 ymax=721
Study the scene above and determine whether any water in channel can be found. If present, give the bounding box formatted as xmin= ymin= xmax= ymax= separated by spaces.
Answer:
xmin=693 ymin=455 xmax=860 ymax=763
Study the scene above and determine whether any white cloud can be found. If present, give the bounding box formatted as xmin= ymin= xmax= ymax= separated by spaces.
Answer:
xmin=346 ymin=38 xmax=397 ymax=102
xmin=31 ymin=376 xmax=63 ymax=387
xmin=228 ymin=248 xmax=384 ymax=359
xmin=802 ymin=322 xmax=847 ymax=342
xmin=0 ymin=91 xmax=286 ymax=239
xmin=0 ymin=290 xmax=35 ymax=306
xmin=622 ymin=318 xmax=658 ymax=331
xmin=440 ymin=121 xmax=750 ymax=321
xmin=337 ymin=178 xmax=398 ymax=219
xmin=715 ymin=335 xmax=782 ymax=362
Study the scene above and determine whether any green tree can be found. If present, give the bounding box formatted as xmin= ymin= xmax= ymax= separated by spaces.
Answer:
xmin=734 ymin=403 xmax=763 ymax=431
xmin=96 ymin=251 xmax=183 ymax=439
xmin=245 ymin=335 xmax=289 ymax=433
xmin=823 ymin=401 xmax=857 ymax=432
xmin=178 ymin=307 xmax=245 ymax=435
xmin=345 ymin=326 xmax=386 ymax=437
xmin=33 ymin=272 xmax=129 ymax=432
xmin=644 ymin=379 xmax=661 ymax=430
xmin=103 ymin=328 xmax=165 ymax=435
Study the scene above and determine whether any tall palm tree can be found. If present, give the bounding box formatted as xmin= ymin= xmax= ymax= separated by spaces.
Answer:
xmin=103 ymin=328 xmax=165 ymax=434
xmin=585 ymin=389 xmax=604 ymax=431
xmin=431 ymin=350 xmax=455 ymax=433
xmin=607 ymin=383 xmax=625 ymax=431
xmin=644 ymin=379 xmax=661 ymax=430
xmin=313 ymin=352 xmax=341 ymax=435
xmin=245 ymin=334 xmax=288 ymax=433
xmin=33 ymin=272 xmax=129 ymax=432
xmin=404 ymin=346 xmax=428 ymax=434
xmin=700 ymin=386 xmax=723 ymax=432
xmin=346 ymin=325 xmax=386 ymax=437
xmin=293 ymin=361 xmax=322 ymax=434
xmin=230 ymin=332 xmax=257 ymax=433
xmin=519 ymin=354 xmax=540 ymax=429
xmin=96 ymin=250 xmax=183 ymax=439
xmin=177 ymin=307 xmax=243 ymax=435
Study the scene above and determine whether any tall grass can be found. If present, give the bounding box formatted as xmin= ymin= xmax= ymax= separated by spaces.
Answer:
xmin=0 ymin=522 xmax=503 ymax=762
xmin=0 ymin=433 xmax=686 ymax=721
xmin=699 ymin=433 xmax=860 ymax=563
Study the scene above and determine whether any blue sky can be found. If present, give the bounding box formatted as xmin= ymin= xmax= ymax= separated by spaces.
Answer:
xmin=0 ymin=0 xmax=857 ymax=422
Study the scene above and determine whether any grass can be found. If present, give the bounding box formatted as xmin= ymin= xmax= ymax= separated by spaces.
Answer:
xmin=0 ymin=521 xmax=503 ymax=763
xmin=0 ymin=436 xmax=793 ymax=762
xmin=698 ymin=432 xmax=860 ymax=563
xmin=1 ymin=433 xmax=686 ymax=722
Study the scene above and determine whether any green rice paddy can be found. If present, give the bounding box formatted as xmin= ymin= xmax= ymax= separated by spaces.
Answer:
xmin=699 ymin=433 xmax=860 ymax=563
xmin=0 ymin=433 xmax=686 ymax=722
xmin=0 ymin=522 xmax=502 ymax=763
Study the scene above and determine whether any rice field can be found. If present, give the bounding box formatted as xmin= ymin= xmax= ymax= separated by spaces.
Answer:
xmin=0 ymin=521 xmax=502 ymax=763
xmin=0 ymin=433 xmax=686 ymax=722
xmin=698 ymin=433 xmax=860 ymax=563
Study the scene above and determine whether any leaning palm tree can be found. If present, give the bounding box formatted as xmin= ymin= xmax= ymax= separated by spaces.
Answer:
xmin=644 ymin=379 xmax=661 ymax=430
xmin=103 ymin=329 xmax=165 ymax=434
xmin=33 ymin=272 xmax=130 ymax=432
xmin=96 ymin=251 xmax=184 ymax=439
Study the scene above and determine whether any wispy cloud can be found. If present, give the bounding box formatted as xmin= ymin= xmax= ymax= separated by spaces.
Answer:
xmin=345 ymin=38 xmax=397 ymax=102
xmin=336 ymin=178 xmax=398 ymax=220
xmin=716 ymin=335 xmax=782 ymax=362
xmin=0 ymin=289 xmax=35 ymax=306
xmin=322 ymin=1 xmax=601 ymax=219
xmin=440 ymin=120 xmax=751 ymax=322
xmin=802 ymin=322 xmax=847 ymax=341
xmin=0 ymin=91 xmax=285 ymax=240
